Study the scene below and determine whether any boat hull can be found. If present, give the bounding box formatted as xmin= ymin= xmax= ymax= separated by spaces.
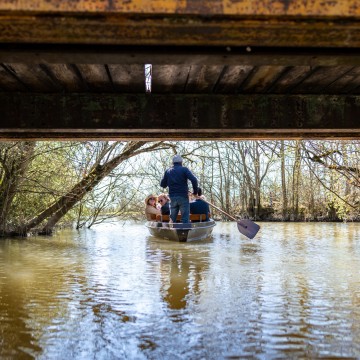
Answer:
xmin=145 ymin=220 xmax=216 ymax=242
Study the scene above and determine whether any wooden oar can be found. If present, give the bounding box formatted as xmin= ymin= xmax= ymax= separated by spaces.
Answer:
xmin=199 ymin=197 xmax=260 ymax=239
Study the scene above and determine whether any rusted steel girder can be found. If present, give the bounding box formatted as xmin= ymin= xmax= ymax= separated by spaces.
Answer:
xmin=0 ymin=0 xmax=360 ymax=47
xmin=1 ymin=93 xmax=360 ymax=140
xmin=1 ymin=0 xmax=359 ymax=16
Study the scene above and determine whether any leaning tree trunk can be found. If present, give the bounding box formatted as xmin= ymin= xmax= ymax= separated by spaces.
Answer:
xmin=22 ymin=141 xmax=147 ymax=234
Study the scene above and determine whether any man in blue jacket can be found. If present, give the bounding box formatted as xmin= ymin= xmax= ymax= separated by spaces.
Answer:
xmin=160 ymin=155 xmax=198 ymax=224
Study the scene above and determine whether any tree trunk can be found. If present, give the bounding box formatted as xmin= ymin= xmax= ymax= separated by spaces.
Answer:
xmin=291 ymin=141 xmax=302 ymax=220
xmin=280 ymin=140 xmax=288 ymax=220
xmin=308 ymin=167 xmax=315 ymax=220
xmin=0 ymin=142 xmax=36 ymax=235
xmin=22 ymin=141 xmax=147 ymax=234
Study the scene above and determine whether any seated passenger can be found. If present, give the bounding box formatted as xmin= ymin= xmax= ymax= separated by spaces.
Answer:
xmin=190 ymin=187 xmax=210 ymax=221
xmin=158 ymin=193 xmax=170 ymax=215
xmin=145 ymin=194 xmax=161 ymax=220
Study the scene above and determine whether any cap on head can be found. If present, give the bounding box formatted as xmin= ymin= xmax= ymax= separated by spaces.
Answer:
xmin=172 ymin=154 xmax=183 ymax=163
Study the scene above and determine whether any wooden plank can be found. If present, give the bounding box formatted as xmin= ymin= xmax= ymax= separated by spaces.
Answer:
xmin=1 ymin=62 xmax=360 ymax=96
xmin=270 ymin=66 xmax=312 ymax=93
xmin=324 ymin=67 xmax=360 ymax=94
xmin=152 ymin=65 xmax=190 ymax=93
xmin=156 ymin=214 xmax=207 ymax=222
xmin=1 ymin=93 xmax=360 ymax=140
xmin=213 ymin=65 xmax=253 ymax=93
xmin=46 ymin=64 xmax=85 ymax=92
xmin=0 ymin=64 xmax=27 ymax=91
xmin=291 ymin=66 xmax=354 ymax=93
xmin=185 ymin=65 xmax=224 ymax=93
xmin=2 ymin=63 xmax=59 ymax=92
xmin=108 ymin=64 xmax=144 ymax=93
xmin=240 ymin=66 xmax=287 ymax=93
xmin=75 ymin=64 xmax=110 ymax=92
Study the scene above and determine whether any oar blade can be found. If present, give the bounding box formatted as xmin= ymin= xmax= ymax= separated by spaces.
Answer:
xmin=237 ymin=219 xmax=260 ymax=239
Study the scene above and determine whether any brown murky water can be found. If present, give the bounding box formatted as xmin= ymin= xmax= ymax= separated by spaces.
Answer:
xmin=0 ymin=222 xmax=360 ymax=359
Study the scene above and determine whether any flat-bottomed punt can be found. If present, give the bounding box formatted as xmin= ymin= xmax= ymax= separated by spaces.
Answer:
xmin=146 ymin=214 xmax=216 ymax=242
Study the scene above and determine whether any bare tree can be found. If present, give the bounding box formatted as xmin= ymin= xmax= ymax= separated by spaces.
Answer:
xmin=0 ymin=142 xmax=36 ymax=235
xmin=280 ymin=140 xmax=289 ymax=220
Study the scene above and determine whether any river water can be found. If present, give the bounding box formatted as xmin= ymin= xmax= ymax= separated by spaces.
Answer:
xmin=0 ymin=221 xmax=360 ymax=359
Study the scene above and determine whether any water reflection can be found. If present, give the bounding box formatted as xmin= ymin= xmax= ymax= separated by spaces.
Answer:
xmin=0 ymin=222 xmax=360 ymax=358
xmin=0 ymin=243 xmax=42 ymax=359
xmin=147 ymin=239 xmax=210 ymax=310
xmin=0 ymin=235 xmax=88 ymax=358
xmin=162 ymin=252 xmax=190 ymax=309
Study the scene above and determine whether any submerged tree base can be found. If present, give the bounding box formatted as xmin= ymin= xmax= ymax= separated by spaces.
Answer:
xmin=0 ymin=227 xmax=54 ymax=238
xmin=0 ymin=231 xmax=29 ymax=238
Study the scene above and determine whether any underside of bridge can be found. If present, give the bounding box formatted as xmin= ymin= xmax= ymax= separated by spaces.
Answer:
xmin=1 ymin=0 xmax=360 ymax=140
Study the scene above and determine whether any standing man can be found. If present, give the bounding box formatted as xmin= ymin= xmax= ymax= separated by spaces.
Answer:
xmin=160 ymin=155 xmax=198 ymax=224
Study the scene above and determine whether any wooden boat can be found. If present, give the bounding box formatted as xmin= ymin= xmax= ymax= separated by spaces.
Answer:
xmin=146 ymin=214 xmax=216 ymax=242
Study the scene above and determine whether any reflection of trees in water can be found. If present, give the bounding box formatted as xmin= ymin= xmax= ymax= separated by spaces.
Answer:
xmin=0 ymin=239 xmax=87 ymax=358
xmin=0 ymin=280 xmax=42 ymax=358
xmin=163 ymin=253 xmax=189 ymax=309
xmin=91 ymin=302 xmax=136 ymax=324
xmin=158 ymin=249 xmax=210 ymax=310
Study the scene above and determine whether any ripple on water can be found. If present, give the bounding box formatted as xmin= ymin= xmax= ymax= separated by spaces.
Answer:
xmin=1 ymin=222 xmax=360 ymax=359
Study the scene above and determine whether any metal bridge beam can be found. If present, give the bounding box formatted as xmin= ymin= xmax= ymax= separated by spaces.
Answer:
xmin=0 ymin=0 xmax=360 ymax=48
xmin=1 ymin=93 xmax=360 ymax=140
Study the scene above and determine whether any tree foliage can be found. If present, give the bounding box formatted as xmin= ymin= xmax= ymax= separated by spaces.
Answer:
xmin=1 ymin=139 xmax=359 ymax=237
xmin=0 ymin=141 xmax=168 ymax=236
